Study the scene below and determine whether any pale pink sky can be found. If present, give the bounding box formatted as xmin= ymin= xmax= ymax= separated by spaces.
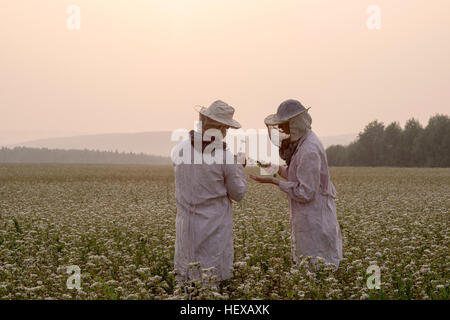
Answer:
xmin=1 ymin=0 xmax=449 ymax=143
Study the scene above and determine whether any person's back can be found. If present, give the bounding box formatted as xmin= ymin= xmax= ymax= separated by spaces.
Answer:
xmin=172 ymin=101 xmax=246 ymax=283
xmin=175 ymin=140 xmax=244 ymax=209
xmin=303 ymin=130 xmax=337 ymax=198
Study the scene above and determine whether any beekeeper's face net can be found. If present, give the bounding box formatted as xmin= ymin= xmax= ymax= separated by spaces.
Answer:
xmin=267 ymin=111 xmax=312 ymax=147
xmin=267 ymin=122 xmax=291 ymax=147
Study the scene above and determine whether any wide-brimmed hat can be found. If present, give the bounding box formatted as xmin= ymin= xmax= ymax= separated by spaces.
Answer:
xmin=264 ymin=99 xmax=311 ymax=126
xmin=195 ymin=100 xmax=242 ymax=129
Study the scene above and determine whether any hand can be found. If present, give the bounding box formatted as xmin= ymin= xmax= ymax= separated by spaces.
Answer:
xmin=249 ymin=174 xmax=280 ymax=185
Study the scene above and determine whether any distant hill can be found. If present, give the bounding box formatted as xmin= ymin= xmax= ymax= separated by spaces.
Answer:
xmin=9 ymin=132 xmax=176 ymax=157
xmin=9 ymin=131 xmax=357 ymax=157
xmin=0 ymin=147 xmax=171 ymax=165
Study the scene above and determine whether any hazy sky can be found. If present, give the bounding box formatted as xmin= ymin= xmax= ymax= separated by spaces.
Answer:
xmin=1 ymin=0 xmax=449 ymax=143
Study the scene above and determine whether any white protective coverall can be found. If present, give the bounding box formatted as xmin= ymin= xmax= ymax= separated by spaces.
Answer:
xmin=172 ymin=133 xmax=247 ymax=281
xmin=278 ymin=130 xmax=343 ymax=267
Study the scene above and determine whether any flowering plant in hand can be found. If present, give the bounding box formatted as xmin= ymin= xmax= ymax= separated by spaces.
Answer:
xmin=257 ymin=161 xmax=277 ymax=177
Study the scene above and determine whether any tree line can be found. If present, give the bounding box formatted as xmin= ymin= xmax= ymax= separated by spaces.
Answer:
xmin=0 ymin=147 xmax=171 ymax=165
xmin=326 ymin=114 xmax=450 ymax=167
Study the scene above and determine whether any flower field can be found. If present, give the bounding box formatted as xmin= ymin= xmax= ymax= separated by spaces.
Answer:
xmin=0 ymin=164 xmax=448 ymax=300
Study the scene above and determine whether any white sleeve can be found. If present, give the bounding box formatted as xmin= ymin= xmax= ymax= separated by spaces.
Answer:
xmin=223 ymin=163 xmax=247 ymax=202
xmin=278 ymin=152 xmax=320 ymax=203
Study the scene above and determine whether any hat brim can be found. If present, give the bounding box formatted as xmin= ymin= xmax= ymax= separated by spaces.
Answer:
xmin=264 ymin=107 xmax=311 ymax=126
xmin=194 ymin=105 xmax=242 ymax=129
xmin=264 ymin=114 xmax=282 ymax=126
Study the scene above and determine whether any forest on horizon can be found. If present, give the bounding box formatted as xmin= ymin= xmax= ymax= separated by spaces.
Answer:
xmin=0 ymin=147 xmax=171 ymax=165
xmin=326 ymin=114 xmax=450 ymax=167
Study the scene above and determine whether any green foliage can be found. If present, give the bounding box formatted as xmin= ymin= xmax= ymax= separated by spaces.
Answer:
xmin=327 ymin=114 xmax=450 ymax=167
xmin=12 ymin=218 xmax=22 ymax=234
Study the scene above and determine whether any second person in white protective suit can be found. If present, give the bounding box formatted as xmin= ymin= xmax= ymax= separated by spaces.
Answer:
xmin=172 ymin=100 xmax=247 ymax=283
xmin=251 ymin=99 xmax=343 ymax=268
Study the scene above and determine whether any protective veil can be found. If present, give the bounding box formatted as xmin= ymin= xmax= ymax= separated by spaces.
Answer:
xmin=269 ymin=111 xmax=313 ymax=165
xmin=288 ymin=111 xmax=312 ymax=141
xmin=173 ymin=132 xmax=247 ymax=282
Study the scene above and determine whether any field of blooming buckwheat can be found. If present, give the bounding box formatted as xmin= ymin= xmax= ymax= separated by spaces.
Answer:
xmin=0 ymin=164 xmax=448 ymax=300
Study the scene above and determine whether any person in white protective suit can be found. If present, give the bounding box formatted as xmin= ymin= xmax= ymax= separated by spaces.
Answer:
xmin=250 ymin=99 xmax=343 ymax=268
xmin=172 ymin=100 xmax=247 ymax=283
